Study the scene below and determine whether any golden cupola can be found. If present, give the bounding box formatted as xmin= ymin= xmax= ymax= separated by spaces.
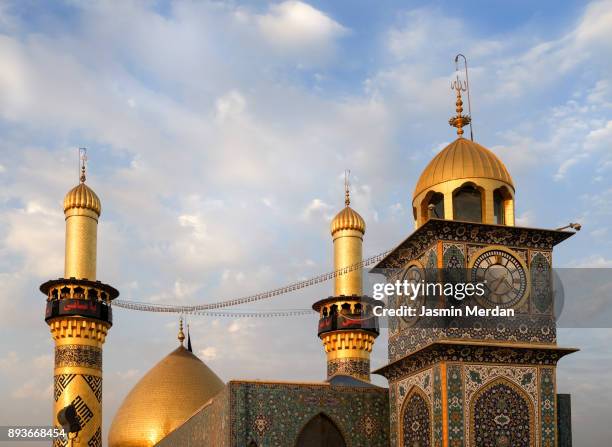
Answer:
xmin=412 ymin=75 xmax=515 ymax=228
xmin=108 ymin=320 xmax=224 ymax=447
xmin=313 ymin=175 xmax=379 ymax=383
xmin=64 ymin=183 xmax=102 ymax=215
xmin=330 ymin=203 xmax=366 ymax=236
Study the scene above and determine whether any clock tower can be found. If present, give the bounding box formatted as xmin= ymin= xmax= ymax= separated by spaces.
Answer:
xmin=374 ymin=78 xmax=577 ymax=447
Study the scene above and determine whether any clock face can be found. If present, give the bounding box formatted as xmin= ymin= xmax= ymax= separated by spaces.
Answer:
xmin=400 ymin=266 xmax=424 ymax=327
xmin=471 ymin=249 xmax=528 ymax=308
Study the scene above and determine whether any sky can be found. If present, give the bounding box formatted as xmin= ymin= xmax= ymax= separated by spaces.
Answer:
xmin=0 ymin=0 xmax=611 ymax=446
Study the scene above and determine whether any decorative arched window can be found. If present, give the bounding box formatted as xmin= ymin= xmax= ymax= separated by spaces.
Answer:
xmin=401 ymin=388 xmax=431 ymax=447
xmin=471 ymin=379 xmax=534 ymax=447
xmin=428 ymin=192 xmax=444 ymax=219
xmin=295 ymin=413 xmax=346 ymax=447
xmin=493 ymin=189 xmax=505 ymax=225
xmin=453 ymin=185 xmax=482 ymax=222
xmin=420 ymin=191 xmax=445 ymax=225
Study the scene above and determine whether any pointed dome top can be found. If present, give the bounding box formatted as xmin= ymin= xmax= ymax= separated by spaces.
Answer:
xmin=108 ymin=344 xmax=224 ymax=447
xmin=63 ymin=183 xmax=101 ymax=215
xmin=63 ymin=155 xmax=101 ymax=215
xmin=330 ymin=206 xmax=366 ymax=235
xmin=330 ymin=171 xmax=366 ymax=235
xmin=413 ymin=138 xmax=514 ymax=199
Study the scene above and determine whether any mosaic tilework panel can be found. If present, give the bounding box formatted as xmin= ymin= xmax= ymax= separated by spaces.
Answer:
xmin=327 ymin=357 xmax=370 ymax=381
xmin=443 ymin=243 xmax=466 ymax=283
xmin=464 ymin=364 xmax=538 ymax=447
xmin=530 ymin=251 xmax=553 ymax=314
xmin=402 ymin=390 xmax=431 ymax=447
xmin=389 ymin=368 xmax=433 ymax=447
xmin=433 ymin=365 xmax=443 ymax=447
xmin=540 ymin=367 xmax=557 ymax=447
xmin=229 ymin=381 xmax=389 ymax=447
xmin=387 ymin=244 xmax=438 ymax=342
xmin=388 ymin=321 xmax=557 ymax=363
xmin=377 ymin=219 xmax=570 ymax=270
xmin=471 ymin=380 xmax=533 ymax=446
xmin=379 ymin=343 xmax=567 ymax=383
xmin=156 ymin=386 xmax=230 ymax=447
xmin=446 ymin=364 xmax=464 ymax=447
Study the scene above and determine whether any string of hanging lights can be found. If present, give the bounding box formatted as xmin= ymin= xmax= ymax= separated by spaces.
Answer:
xmin=112 ymin=249 xmax=392 ymax=315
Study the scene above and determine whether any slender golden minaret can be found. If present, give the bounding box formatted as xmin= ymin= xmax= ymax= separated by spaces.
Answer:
xmin=312 ymin=173 xmax=379 ymax=382
xmin=40 ymin=153 xmax=118 ymax=447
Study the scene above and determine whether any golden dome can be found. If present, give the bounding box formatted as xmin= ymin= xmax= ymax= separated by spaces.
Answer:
xmin=108 ymin=346 xmax=224 ymax=447
xmin=331 ymin=206 xmax=366 ymax=235
xmin=63 ymin=182 xmax=101 ymax=215
xmin=413 ymin=138 xmax=514 ymax=199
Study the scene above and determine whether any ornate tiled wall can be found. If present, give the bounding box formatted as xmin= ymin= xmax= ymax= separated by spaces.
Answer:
xmin=157 ymin=380 xmax=389 ymax=447
xmin=387 ymin=242 xmax=557 ymax=363
xmin=229 ymin=381 xmax=389 ymax=447
xmin=388 ymin=243 xmax=438 ymax=362
xmin=388 ymin=363 xmax=558 ymax=447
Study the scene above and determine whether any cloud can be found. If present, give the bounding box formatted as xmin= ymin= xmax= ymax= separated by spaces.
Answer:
xmin=116 ymin=369 xmax=140 ymax=380
xmin=256 ymin=1 xmax=347 ymax=57
xmin=198 ymin=347 xmax=218 ymax=361
xmin=386 ymin=8 xmax=463 ymax=61
xmin=570 ymin=255 xmax=612 ymax=268
xmin=32 ymin=354 xmax=52 ymax=370
xmin=12 ymin=379 xmax=52 ymax=400
xmin=487 ymin=1 xmax=612 ymax=100
xmin=2 ymin=352 xmax=54 ymax=402
xmin=1 ymin=201 xmax=64 ymax=277
xmin=301 ymin=198 xmax=333 ymax=220
xmin=515 ymin=211 xmax=535 ymax=227
xmin=178 ymin=214 xmax=210 ymax=241
xmin=0 ymin=351 xmax=18 ymax=371
xmin=214 ymin=90 xmax=247 ymax=123
xmin=585 ymin=120 xmax=612 ymax=151
xmin=228 ymin=321 xmax=241 ymax=333
xmin=554 ymin=156 xmax=585 ymax=181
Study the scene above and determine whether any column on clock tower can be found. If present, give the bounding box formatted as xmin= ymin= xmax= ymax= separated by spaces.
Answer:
xmin=313 ymin=184 xmax=379 ymax=382
xmin=40 ymin=163 xmax=118 ymax=447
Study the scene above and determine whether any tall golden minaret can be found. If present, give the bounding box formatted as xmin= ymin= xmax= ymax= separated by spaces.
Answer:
xmin=312 ymin=173 xmax=379 ymax=382
xmin=40 ymin=155 xmax=118 ymax=447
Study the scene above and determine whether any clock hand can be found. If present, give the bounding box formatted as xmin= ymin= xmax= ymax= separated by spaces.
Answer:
xmin=502 ymin=277 xmax=513 ymax=289
xmin=489 ymin=275 xmax=505 ymax=293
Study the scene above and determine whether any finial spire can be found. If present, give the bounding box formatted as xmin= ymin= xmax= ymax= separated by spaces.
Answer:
xmin=187 ymin=323 xmax=192 ymax=352
xmin=178 ymin=316 xmax=185 ymax=346
xmin=454 ymin=54 xmax=474 ymax=141
xmin=344 ymin=169 xmax=350 ymax=207
xmin=79 ymin=148 xmax=88 ymax=183
xmin=449 ymin=75 xmax=471 ymax=137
